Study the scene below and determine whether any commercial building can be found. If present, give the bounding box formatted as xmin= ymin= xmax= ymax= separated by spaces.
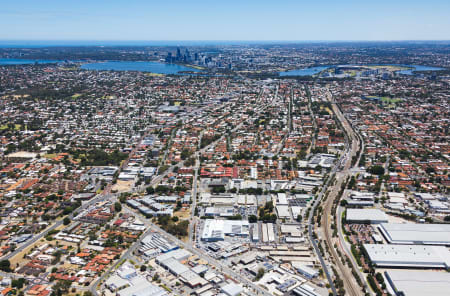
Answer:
xmin=117 ymin=276 xmax=167 ymax=296
xmin=346 ymin=209 xmax=388 ymax=224
xmin=345 ymin=190 xmax=375 ymax=207
xmin=363 ymin=244 xmax=450 ymax=269
xmin=265 ymin=223 xmax=275 ymax=243
xmin=201 ymin=219 xmax=249 ymax=242
xmin=293 ymin=285 xmax=321 ymax=296
xmin=139 ymin=233 xmax=178 ymax=255
xmin=384 ymin=270 xmax=450 ymax=296
xmin=276 ymin=205 xmax=291 ymax=219
xmin=155 ymin=248 xmax=191 ymax=265
xmin=106 ymin=263 xmax=167 ymax=296
xmin=221 ymin=283 xmax=243 ymax=296
xmin=277 ymin=193 xmax=288 ymax=205
xmin=378 ymin=223 xmax=450 ymax=246
xmin=251 ymin=224 xmax=259 ymax=242
xmin=291 ymin=262 xmax=319 ymax=279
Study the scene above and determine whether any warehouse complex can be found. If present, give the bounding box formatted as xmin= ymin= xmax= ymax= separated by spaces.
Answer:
xmin=363 ymin=244 xmax=450 ymax=269
xmin=201 ymin=219 xmax=249 ymax=241
xmin=384 ymin=270 xmax=450 ymax=296
xmin=378 ymin=223 xmax=450 ymax=245
xmin=346 ymin=209 xmax=388 ymax=224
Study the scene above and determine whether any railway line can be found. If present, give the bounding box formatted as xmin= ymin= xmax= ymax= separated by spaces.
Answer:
xmin=320 ymin=89 xmax=364 ymax=296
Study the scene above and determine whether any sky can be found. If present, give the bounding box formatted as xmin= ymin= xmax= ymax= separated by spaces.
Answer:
xmin=1 ymin=0 xmax=450 ymax=41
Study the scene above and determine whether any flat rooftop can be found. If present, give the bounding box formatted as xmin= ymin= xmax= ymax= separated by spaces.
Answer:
xmin=364 ymin=244 xmax=450 ymax=269
xmin=346 ymin=209 xmax=388 ymax=223
xmin=385 ymin=270 xmax=450 ymax=296
xmin=379 ymin=223 xmax=450 ymax=245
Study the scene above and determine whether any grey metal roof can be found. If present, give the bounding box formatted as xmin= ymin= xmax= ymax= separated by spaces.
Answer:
xmin=380 ymin=223 xmax=450 ymax=245
xmin=364 ymin=243 xmax=450 ymax=268
xmin=385 ymin=270 xmax=450 ymax=296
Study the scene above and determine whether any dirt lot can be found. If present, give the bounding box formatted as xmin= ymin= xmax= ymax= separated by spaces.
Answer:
xmin=174 ymin=207 xmax=191 ymax=220
xmin=112 ymin=180 xmax=134 ymax=192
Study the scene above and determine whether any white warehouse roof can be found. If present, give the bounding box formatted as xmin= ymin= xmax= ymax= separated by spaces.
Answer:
xmin=221 ymin=283 xmax=243 ymax=296
xmin=385 ymin=270 xmax=450 ymax=296
xmin=201 ymin=219 xmax=249 ymax=241
xmin=379 ymin=223 xmax=450 ymax=245
xmin=276 ymin=205 xmax=291 ymax=218
xmin=346 ymin=209 xmax=388 ymax=224
xmin=363 ymin=244 xmax=450 ymax=269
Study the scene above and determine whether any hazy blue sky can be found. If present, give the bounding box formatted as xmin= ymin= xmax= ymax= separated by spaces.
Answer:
xmin=1 ymin=0 xmax=449 ymax=41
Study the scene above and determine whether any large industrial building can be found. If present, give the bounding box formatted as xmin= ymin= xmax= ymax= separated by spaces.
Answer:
xmin=363 ymin=244 xmax=450 ymax=269
xmin=378 ymin=223 xmax=450 ymax=245
xmin=345 ymin=190 xmax=375 ymax=207
xmin=261 ymin=223 xmax=275 ymax=243
xmin=201 ymin=219 xmax=249 ymax=241
xmin=384 ymin=270 xmax=450 ymax=296
xmin=276 ymin=205 xmax=291 ymax=219
xmin=346 ymin=209 xmax=388 ymax=224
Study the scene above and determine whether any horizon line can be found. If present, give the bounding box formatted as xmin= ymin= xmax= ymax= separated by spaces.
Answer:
xmin=1 ymin=39 xmax=450 ymax=43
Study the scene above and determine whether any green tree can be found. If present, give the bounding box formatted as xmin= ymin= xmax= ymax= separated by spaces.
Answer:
xmin=0 ymin=260 xmax=11 ymax=272
xmin=114 ymin=202 xmax=122 ymax=212
xmin=248 ymin=215 xmax=258 ymax=223
xmin=369 ymin=165 xmax=385 ymax=176
xmin=254 ymin=268 xmax=265 ymax=281
xmin=63 ymin=217 xmax=71 ymax=225
xmin=11 ymin=278 xmax=26 ymax=289
xmin=146 ymin=186 xmax=155 ymax=194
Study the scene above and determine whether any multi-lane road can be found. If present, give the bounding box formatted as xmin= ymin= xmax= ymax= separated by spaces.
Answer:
xmin=319 ymin=89 xmax=365 ymax=296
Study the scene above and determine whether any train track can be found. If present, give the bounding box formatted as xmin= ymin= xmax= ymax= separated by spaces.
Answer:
xmin=320 ymin=90 xmax=363 ymax=296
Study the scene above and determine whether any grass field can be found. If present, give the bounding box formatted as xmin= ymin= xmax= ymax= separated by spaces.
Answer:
xmin=0 ymin=124 xmax=22 ymax=130
xmin=381 ymin=97 xmax=402 ymax=104
xmin=366 ymin=65 xmax=411 ymax=71
xmin=61 ymin=67 xmax=79 ymax=71
xmin=365 ymin=95 xmax=402 ymax=105
xmin=101 ymin=95 xmax=115 ymax=100
xmin=145 ymin=73 xmax=164 ymax=77
xmin=186 ymin=64 xmax=206 ymax=70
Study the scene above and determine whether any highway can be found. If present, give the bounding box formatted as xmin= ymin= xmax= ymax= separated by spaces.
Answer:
xmin=305 ymin=85 xmax=337 ymax=295
xmin=336 ymin=206 xmax=370 ymax=295
xmin=307 ymin=170 xmax=338 ymax=296
xmin=305 ymin=85 xmax=317 ymax=152
xmin=319 ymin=89 xmax=364 ymax=296
xmin=187 ymin=129 xmax=203 ymax=245
xmin=187 ymin=152 xmax=200 ymax=245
